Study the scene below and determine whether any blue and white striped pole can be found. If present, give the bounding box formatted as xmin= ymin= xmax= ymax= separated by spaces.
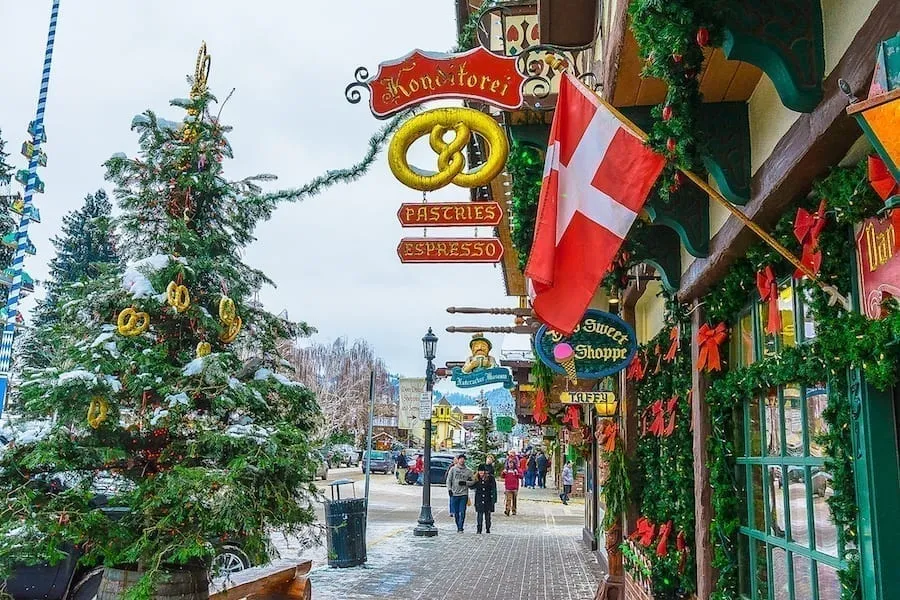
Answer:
xmin=0 ymin=0 xmax=60 ymax=418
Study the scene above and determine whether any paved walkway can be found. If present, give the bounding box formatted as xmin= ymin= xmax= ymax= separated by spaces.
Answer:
xmin=307 ymin=487 xmax=601 ymax=600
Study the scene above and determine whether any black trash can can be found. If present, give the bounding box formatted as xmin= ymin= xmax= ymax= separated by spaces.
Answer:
xmin=324 ymin=479 xmax=367 ymax=568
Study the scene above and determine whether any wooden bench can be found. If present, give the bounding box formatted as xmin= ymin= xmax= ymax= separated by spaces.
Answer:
xmin=210 ymin=561 xmax=312 ymax=600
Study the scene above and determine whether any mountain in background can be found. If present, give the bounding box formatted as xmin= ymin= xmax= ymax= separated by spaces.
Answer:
xmin=445 ymin=388 xmax=515 ymax=416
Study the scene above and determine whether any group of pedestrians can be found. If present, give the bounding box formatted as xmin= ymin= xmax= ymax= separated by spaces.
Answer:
xmin=517 ymin=449 xmax=549 ymax=489
xmin=445 ymin=453 xmax=496 ymax=533
xmin=395 ymin=449 xmax=423 ymax=485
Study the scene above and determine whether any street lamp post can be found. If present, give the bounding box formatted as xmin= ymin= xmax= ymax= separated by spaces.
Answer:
xmin=414 ymin=327 xmax=438 ymax=537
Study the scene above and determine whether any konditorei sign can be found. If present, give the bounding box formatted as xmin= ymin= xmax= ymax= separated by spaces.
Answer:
xmin=351 ymin=47 xmax=526 ymax=119
xmin=397 ymin=202 xmax=503 ymax=227
xmin=397 ymin=238 xmax=504 ymax=264
xmin=855 ymin=215 xmax=900 ymax=319
xmin=535 ymin=310 xmax=638 ymax=379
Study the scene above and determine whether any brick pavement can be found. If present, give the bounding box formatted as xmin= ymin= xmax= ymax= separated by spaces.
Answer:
xmin=307 ymin=491 xmax=602 ymax=600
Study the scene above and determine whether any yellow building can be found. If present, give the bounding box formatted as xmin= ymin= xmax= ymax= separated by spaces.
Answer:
xmin=430 ymin=398 xmax=461 ymax=450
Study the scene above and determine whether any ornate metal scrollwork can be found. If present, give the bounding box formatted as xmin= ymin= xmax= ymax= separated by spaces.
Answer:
xmin=344 ymin=66 xmax=371 ymax=105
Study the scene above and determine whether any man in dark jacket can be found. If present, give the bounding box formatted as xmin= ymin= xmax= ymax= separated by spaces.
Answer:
xmin=468 ymin=464 xmax=497 ymax=533
xmin=526 ymin=453 xmax=537 ymax=489
xmin=396 ymin=450 xmax=409 ymax=485
xmin=535 ymin=450 xmax=549 ymax=489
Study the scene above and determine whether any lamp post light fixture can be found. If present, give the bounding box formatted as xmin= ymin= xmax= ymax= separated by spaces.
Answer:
xmin=413 ymin=327 xmax=439 ymax=537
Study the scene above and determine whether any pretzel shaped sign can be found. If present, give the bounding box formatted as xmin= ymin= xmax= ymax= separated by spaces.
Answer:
xmin=117 ymin=308 xmax=150 ymax=336
xmin=87 ymin=397 xmax=108 ymax=429
xmin=388 ymin=108 xmax=508 ymax=191
xmin=166 ymin=281 xmax=191 ymax=313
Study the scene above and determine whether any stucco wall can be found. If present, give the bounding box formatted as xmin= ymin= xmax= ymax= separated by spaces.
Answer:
xmin=634 ymin=280 xmax=665 ymax=344
xmin=822 ymin=0 xmax=878 ymax=76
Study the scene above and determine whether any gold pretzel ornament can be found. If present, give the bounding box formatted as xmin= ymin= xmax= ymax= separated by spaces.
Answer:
xmin=117 ymin=308 xmax=150 ymax=336
xmin=219 ymin=316 xmax=242 ymax=344
xmin=388 ymin=108 xmax=509 ymax=191
xmin=196 ymin=341 xmax=211 ymax=357
xmin=166 ymin=281 xmax=191 ymax=313
xmin=218 ymin=296 xmax=236 ymax=325
xmin=87 ymin=397 xmax=109 ymax=429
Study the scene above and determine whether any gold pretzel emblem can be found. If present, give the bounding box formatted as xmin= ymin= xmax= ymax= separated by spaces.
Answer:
xmin=219 ymin=296 xmax=237 ymax=325
xmin=166 ymin=281 xmax=191 ymax=313
xmin=388 ymin=108 xmax=509 ymax=191
xmin=196 ymin=341 xmax=211 ymax=357
xmin=87 ymin=397 xmax=108 ymax=429
xmin=191 ymin=42 xmax=211 ymax=99
xmin=117 ymin=307 xmax=150 ymax=336
xmin=219 ymin=316 xmax=242 ymax=344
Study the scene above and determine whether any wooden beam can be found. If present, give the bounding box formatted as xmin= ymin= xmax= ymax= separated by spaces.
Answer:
xmin=678 ymin=0 xmax=900 ymax=301
xmin=600 ymin=0 xmax=630 ymax=103
xmin=210 ymin=561 xmax=312 ymax=600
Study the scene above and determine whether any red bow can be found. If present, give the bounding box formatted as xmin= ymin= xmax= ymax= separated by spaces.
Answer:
xmin=756 ymin=266 xmax=782 ymax=335
xmin=696 ymin=323 xmax=727 ymax=372
xmin=676 ymin=531 xmax=689 ymax=573
xmin=626 ymin=353 xmax=646 ymax=381
xmin=562 ymin=405 xmax=581 ymax=430
xmin=630 ymin=517 xmax=656 ymax=547
xmin=663 ymin=326 xmax=679 ymax=362
xmin=793 ymin=199 xmax=827 ymax=278
xmin=656 ymin=520 xmax=673 ymax=557
xmin=663 ymin=395 xmax=679 ymax=436
xmin=596 ymin=420 xmax=618 ymax=453
xmin=869 ymin=155 xmax=900 ymax=251
xmin=869 ymin=155 xmax=899 ymax=201
xmin=646 ymin=400 xmax=665 ymax=436
xmin=533 ymin=390 xmax=548 ymax=425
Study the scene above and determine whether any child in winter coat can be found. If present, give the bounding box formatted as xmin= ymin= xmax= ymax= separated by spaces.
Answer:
xmin=468 ymin=464 xmax=498 ymax=533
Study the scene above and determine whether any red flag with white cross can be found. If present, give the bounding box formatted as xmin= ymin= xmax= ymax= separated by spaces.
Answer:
xmin=525 ymin=74 xmax=666 ymax=334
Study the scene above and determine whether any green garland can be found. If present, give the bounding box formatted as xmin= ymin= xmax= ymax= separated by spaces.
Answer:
xmin=625 ymin=302 xmax=696 ymax=596
xmin=628 ymin=1 xmax=726 ymax=199
xmin=507 ymin=142 xmax=544 ymax=271
xmin=701 ymin=162 xmax=895 ymax=600
xmin=600 ymin=445 xmax=630 ymax=530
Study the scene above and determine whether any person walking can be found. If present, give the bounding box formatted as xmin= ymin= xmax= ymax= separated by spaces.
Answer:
xmin=396 ymin=449 xmax=409 ymax=485
xmin=501 ymin=459 xmax=520 ymax=516
xmin=504 ymin=450 xmax=518 ymax=471
xmin=560 ymin=460 xmax=574 ymax=505
xmin=517 ymin=453 xmax=528 ymax=485
xmin=535 ymin=450 xmax=549 ymax=489
xmin=413 ymin=453 xmax=424 ymax=485
xmin=485 ymin=453 xmax=496 ymax=476
xmin=445 ymin=454 xmax=474 ymax=532
xmin=468 ymin=464 xmax=497 ymax=533
xmin=526 ymin=453 xmax=537 ymax=489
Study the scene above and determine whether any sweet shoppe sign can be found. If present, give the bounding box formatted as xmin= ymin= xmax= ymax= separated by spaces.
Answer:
xmin=535 ymin=310 xmax=637 ymax=379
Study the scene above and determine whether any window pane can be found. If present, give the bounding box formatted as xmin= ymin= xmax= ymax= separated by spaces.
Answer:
xmin=812 ymin=468 xmax=839 ymax=557
xmin=785 ymin=385 xmax=804 ymax=458
xmin=800 ymin=287 xmax=817 ymax=341
xmin=749 ymin=396 xmax=763 ymax=456
xmin=806 ymin=386 xmax=829 ymax=458
xmin=817 ymin=562 xmax=841 ymax=600
xmin=772 ymin=547 xmax=789 ymax=600
xmin=765 ymin=388 xmax=783 ymax=457
xmin=755 ymin=540 xmax=771 ymax=599
xmin=739 ymin=534 xmax=752 ymax=597
xmin=792 ymin=554 xmax=813 ymax=600
xmin=750 ymin=464 xmax=765 ymax=531
xmin=740 ymin=311 xmax=755 ymax=366
xmin=760 ymin=304 xmax=777 ymax=358
xmin=778 ymin=283 xmax=796 ymax=348
xmin=787 ymin=466 xmax=811 ymax=548
xmin=771 ymin=466 xmax=788 ymax=538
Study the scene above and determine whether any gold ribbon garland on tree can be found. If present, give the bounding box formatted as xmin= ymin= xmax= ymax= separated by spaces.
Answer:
xmin=117 ymin=307 xmax=150 ymax=336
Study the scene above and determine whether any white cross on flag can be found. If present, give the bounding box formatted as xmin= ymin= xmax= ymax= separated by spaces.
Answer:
xmin=525 ymin=74 xmax=666 ymax=334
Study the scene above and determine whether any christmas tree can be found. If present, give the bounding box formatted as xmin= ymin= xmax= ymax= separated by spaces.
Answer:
xmin=0 ymin=129 xmax=16 ymax=270
xmin=469 ymin=402 xmax=501 ymax=468
xmin=0 ymin=44 xmax=321 ymax=597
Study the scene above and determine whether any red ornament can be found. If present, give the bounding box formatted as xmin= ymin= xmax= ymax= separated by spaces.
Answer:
xmin=674 ymin=172 xmax=684 ymax=186
xmin=696 ymin=27 xmax=710 ymax=47
xmin=666 ymin=138 xmax=677 ymax=153
xmin=672 ymin=53 xmax=683 ymax=64
xmin=662 ymin=105 xmax=674 ymax=121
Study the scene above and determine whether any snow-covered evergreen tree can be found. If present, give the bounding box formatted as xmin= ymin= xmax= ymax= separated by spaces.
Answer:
xmin=0 ymin=50 xmax=321 ymax=596
xmin=0 ymin=129 xmax=16 ymax=270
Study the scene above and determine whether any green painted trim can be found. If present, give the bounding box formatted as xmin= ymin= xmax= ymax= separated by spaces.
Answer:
xmin=643 ymin=184 xmax=711 ymax=258
xmin=703 ymin=156 xmax=749 ymax=206
xmin=631 ymin=223 xmax=681 ymax=291
xmin=739 ymin=527 xmax=846 ymax=569
xmin=722 ymin=0 xmax=825 ymax=113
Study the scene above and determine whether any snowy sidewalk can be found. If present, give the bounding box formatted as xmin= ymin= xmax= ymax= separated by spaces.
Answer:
xmin=306 ymin=495 xmax=602 ymax=600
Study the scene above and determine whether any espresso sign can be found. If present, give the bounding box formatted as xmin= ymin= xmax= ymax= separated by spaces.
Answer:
xmin=366 ymin=48 xmax=526 ymax=118
xmin=397 ymin=238 xmax=503 ymax=264
xmin=855 ymin=215 xmax=900 ymax=319
xmin=397 ymin=202 xmax=503 ymax=227
xmin=535 ymin=310 xmax=637 ymax=379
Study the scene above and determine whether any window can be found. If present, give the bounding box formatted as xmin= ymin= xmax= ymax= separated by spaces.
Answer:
xmin=734 ymin=279 xmax=843 ymax=600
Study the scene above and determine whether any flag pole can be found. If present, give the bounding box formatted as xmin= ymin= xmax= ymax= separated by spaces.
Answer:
xmin=575 ymin=76 xmax=849 ymax=310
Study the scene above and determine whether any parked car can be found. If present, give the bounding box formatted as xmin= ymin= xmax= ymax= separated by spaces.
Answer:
xmin=330 ymin=444 xmax=359 ymax=467
xmin=428 ymin=454 xmax=457 ymax=486
xmin=360 ymin=450 xmax=395 ymax=474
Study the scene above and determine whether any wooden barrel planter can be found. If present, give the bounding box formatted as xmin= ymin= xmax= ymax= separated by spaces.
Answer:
xmin=97 ymin=566 xmax=209 ymax=600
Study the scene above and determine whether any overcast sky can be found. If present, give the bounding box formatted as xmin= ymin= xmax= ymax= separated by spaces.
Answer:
xmin=0 ymin=1 xmax=520 ymax=384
